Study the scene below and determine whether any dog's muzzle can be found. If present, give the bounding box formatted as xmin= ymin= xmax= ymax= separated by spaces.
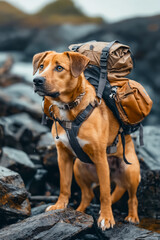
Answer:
xmin=33 ymin=76 xmax=60 ymax=98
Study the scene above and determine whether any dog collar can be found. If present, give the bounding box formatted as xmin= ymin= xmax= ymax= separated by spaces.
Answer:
xmin=57 ymin=92 xmax=86 ymax=110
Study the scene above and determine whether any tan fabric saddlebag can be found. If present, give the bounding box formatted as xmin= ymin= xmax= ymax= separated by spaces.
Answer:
xmin=115 ymin=80 xmax=153 ymax=125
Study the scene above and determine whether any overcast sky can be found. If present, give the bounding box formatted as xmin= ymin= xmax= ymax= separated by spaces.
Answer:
xmin=4 ymin=0 xmax=160 ymax=22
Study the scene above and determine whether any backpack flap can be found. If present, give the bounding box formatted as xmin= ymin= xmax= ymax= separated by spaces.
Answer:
xmin=69 ymin=41 xmax=133 ymax=83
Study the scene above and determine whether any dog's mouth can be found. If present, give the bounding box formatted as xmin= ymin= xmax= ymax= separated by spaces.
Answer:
xmin=34 ymin=87 xmax=60 ymax=98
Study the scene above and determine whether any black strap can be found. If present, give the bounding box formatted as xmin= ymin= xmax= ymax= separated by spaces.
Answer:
xmin=52 ymin=103 xmax=97 ymax=164
xmin=97 ymin=40 xmax=118 ymax=99
xmin=120 ymin=129 xmax=131 ymax=165
xmin=67 ymin=103 xmax=96 ymax=164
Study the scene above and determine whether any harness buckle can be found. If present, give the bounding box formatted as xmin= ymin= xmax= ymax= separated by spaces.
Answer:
xmin=49 ymin=104 xmax=54 ymax=118
xmin=96 ymin=97 xmax=102 ymax=106
xmin=65 ymin=121 xmax=72 ymax=129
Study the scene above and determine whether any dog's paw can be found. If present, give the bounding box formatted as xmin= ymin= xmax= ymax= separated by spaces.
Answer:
xmin=125 ymin=215 xmax=139 ymax=224
xmin=97 ymin=214 xmax=115 ymax=231
xmin=45 ymin=202 xmax=67 ymax=212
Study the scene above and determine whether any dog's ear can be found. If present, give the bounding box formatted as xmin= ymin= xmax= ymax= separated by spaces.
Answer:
xmin=32 ymin=51 xmax=50 ymax=75
xmin=67 ymin=52 xmax=90 ymax=78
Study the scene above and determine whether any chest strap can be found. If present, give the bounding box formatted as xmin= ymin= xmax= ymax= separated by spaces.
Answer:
xmin=49 ymin=101 xmax=98 ymax=164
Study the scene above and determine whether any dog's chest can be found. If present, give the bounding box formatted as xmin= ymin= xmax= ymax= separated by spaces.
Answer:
xmin=55 ymin=133 xmax=89 ymax=155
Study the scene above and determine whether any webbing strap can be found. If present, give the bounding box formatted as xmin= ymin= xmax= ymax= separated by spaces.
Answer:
xmin=120 ymin=129 xmax=131 ymax=165
xmin=54 ymin=103 xmax=96 ymax=164
xmin=67 ymin=103 xmax=96 ymax=164
xmin=66 ymin=129 xmax=93 ymax=164
xmin=97 ymin=40 xmax=118 ymax=99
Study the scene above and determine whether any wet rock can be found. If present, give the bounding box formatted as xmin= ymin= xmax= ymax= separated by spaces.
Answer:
xmin=0 ymin=167 xmax=31 ymax=226
xmin=100 ymin=223 xmax=160 ymax=240
xmin=0 ymin=209 xmax=93 ymax=240
xmin=0 ymin=27 xmax=35 ymax=52
xmin=28 ymin=169 xmax=47 ymax=195
xmin=133 ymin=126 xmax=160 ymax=170
xmin=29 ymin=196 xmax=58 ymax=206
xmin=137 ymin=170 xmax=160 ymax=218
xmin=37 ymin=132 xmax=55 ymax=152
xmin=0 ymin=57 xmax=29 ymax=87
xmin=0 ymin=113 xmax=49 ymax=152
xmin=0 ymin=83 xmax=42 ymax=120
xmin=31 ymin=204 xmax=52 ymax=216
xmin=0 ymin=147 xmax=36 ymax=182
xmin=36 ymin=132 xmax=57 ymax=166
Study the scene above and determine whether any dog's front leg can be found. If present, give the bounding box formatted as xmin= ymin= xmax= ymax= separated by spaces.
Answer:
xmin=94 ymin=150 xmax=115 ymax=230
xmin=46 ymin=145 xmax=73 ymax=211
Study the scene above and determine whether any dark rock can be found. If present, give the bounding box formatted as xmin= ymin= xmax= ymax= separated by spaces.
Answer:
xmin=0 ymin=27 xmax=35 ymax=52
xmin=25 ymin=24 xmax=99 ymax=58
xmin=37 ymin=133 xmax=59 ymax=186
xmin=0 ymin=209 xmax=93 ymax=240
xmin=31 ymin=204 xmax=52 ymax=216
xmin=37 ymin=133 xmax=57 ymax=167
xmin=133 ymin=126 xmax=160 ymax=170
xmin=0 ymin=166 xmax=31 ymax=226
xmin=27 ymin=169 xmax=47 ymax=195
xmin=100 ymin=223 xmax=160 ymax=240
xmin=0 ymin=83 xmax=42 ymax=120
xmin=0 ymin=113 xmax=49 ymax=152
xmin=137 ymin=170 xmax=160 ymax=218
xmin=0 ymin=73 xmax=28 ymax=87
xmin=0 ymin=147 xmax=36 ymax=182
xmin=37 ymin=132 xmax=55 ymax=152
xmin=29 ymin=196 xmax=58 ymax=205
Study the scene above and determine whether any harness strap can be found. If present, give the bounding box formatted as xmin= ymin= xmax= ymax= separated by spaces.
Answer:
xmin=119 ymin=128 xmax=131 ymax=165
xmin=49 ymin=101 xmax=97 ymax=164
xmin=97 ymin=40 xmax=118 ymax=99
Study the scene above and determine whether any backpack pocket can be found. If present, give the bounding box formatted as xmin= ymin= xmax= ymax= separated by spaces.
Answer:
xmin=115 ymin=80 xmax=153 ymax=125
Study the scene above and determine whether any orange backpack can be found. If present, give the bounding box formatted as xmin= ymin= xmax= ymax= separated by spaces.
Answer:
xmin=69 ymin=41 xmax=152 ymax=129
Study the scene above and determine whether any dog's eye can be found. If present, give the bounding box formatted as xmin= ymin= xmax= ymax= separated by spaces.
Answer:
xmin=39 ymin=64 xmax=44 ymax=70
xmin=55 ymin=65 xmax=64 ymax=72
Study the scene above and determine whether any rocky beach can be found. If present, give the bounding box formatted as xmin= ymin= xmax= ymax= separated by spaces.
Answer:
xmin=0 ymin=0 xmax=160 ymax=239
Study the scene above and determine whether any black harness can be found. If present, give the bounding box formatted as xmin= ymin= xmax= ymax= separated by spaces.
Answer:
xmin=48 ymin=99 xmax=120 ymax=164
xmin=49 ymin=101 xmax=98 ymax=164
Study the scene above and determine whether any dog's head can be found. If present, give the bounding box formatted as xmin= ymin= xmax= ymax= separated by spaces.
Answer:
xmin=32 ymin=51 xmax=89 ymax=98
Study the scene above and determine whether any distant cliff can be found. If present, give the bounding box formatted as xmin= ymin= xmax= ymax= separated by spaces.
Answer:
xmin=0 ymin=0 xmax=103 ymax=27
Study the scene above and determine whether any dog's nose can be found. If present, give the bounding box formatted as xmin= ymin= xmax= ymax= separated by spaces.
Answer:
xmin=33 ymin=77 xmax=45 ymax=86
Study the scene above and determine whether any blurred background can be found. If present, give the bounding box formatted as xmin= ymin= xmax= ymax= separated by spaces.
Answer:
xmin=0 ymin=0 xmax=159 ymax=124
xmin=0 ymin=0 xmax=160 ymax=236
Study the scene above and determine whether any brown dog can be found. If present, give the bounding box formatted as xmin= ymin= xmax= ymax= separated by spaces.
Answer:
xmin=32 ymin=51 xmax=140 ymax=230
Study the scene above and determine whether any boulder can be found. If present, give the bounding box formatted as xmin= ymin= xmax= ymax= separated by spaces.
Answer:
xmin=0 ymin=83 xmax=42 ymax=120
xmin=0 ymin=209 xmax=93 ymax=240
xmin=133 ymin=126 xmax=160 ymax=171
xmin=37 ymin=132 xmax=55 ymax=152
xmin=0 ymin=147 xmax=36 ymax=182
xmin=37 ymin=132 xmax=57 ymax=169
xmin=0 ymin=113 xmax=49 ymax=152
xmin=28 ymin=169 xmax=48 ymax=195
xmin=100 ymin=222 xmax=160 ymax=240
xmin=0 ymin=167 xmax=31 ymax=226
